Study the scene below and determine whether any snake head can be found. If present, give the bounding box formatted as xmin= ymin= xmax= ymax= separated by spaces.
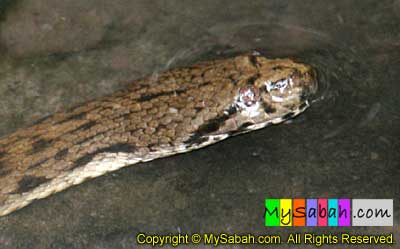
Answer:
xmin=222 ymin=55 xmax=318 ymax=135
xmin=184 ymin=54 xmax=318 ymax=146
xmin=225 ymin=55 xmax=317 ymax=133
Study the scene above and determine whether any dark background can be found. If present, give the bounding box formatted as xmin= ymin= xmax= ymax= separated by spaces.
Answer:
xmin=0 ymin=0 xmax=399 ymax=248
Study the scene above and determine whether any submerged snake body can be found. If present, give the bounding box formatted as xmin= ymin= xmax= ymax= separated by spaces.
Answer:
xmin=0 ymin=53 xmax=317 ymax=216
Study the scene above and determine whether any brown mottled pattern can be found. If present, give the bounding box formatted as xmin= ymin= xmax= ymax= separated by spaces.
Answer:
xmin=0 ymin=53 xmax=317 ymax=216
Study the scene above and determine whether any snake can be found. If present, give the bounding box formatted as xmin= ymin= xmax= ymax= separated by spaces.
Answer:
xmin=0 ymin=52 xmax=317 ymax=216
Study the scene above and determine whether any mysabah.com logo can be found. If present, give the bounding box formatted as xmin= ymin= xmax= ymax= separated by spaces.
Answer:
xmin=264 ymin=199 xmax=393 ymax=226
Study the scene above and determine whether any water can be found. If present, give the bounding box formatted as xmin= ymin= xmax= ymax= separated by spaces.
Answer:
xmin=0 ymin=1 xmax=399 ymax=248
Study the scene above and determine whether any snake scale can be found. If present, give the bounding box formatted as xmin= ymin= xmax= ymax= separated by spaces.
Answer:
xmin=0 ymin=52 xmax=317 ymax=216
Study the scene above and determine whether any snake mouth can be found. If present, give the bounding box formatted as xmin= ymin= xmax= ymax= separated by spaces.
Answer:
xmin=239 ymin=95 xmax=312 ymax=132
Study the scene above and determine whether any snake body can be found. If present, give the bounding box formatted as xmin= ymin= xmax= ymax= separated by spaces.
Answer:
xmin=0 ymin=52 xmax=317 ymax=216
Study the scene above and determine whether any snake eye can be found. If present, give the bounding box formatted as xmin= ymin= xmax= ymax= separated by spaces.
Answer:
xmin=238 ymin=85 xmax=260 ymax=107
